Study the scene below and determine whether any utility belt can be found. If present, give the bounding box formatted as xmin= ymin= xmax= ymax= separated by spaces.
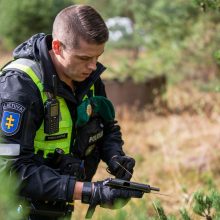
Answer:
xmin=18 ymin=199 xmax=74 ymax=218
xmin=30 ymin=200 xmax=73 ymax=218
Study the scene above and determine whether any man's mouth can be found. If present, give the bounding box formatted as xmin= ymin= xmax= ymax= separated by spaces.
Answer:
xmin=82 ymin=72 xmax=91 ymax=76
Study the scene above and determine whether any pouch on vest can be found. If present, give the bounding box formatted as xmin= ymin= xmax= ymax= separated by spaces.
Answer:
xmin=73 ymin=96 xmax=115 ymax=158
xmin=76 ymin=96 xmax=115 ymax=127
xmin=73 ymin=117 xmax=104 ymax=159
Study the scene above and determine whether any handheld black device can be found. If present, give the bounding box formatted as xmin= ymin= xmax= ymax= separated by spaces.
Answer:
xmin=85 ymin=178 xmax=160 ymax=218
xmin=44 ymin=75 xmax=60 ymax=134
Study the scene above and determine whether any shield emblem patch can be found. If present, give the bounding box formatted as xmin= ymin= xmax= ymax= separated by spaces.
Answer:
xmin=0 ymin=102 xmax=26 ymax=136
xmin=1 ymin=111 xmax=20 ymax=135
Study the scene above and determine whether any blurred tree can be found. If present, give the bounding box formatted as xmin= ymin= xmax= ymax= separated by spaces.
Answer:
xmin=77 ymin=0 xmax=220 ymax=84
xmin=1 ymin=0 xmax=219 ymax=83
xmin=193 ymin=0 xmax=220 ymax=11
xmin=0 ymin=0 xmax=73 ymax=48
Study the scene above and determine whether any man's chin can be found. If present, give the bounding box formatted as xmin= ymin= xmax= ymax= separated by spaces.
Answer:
xmin=82 ymin=73 xmax=91 ymax=79
xmin=75 ymin=76 xmax=88 ymax=82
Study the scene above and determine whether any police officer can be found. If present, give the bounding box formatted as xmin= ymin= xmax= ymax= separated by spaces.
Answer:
xmin=0 ymin=5 xmax=142 ymax=220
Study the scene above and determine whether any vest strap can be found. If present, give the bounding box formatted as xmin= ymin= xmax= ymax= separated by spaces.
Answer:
xmin=2 ymin=59 xmax=44 ymax=100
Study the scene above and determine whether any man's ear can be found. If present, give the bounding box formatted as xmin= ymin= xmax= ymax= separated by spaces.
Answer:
xmin=52 ymin=39 xmax=62 ymax=55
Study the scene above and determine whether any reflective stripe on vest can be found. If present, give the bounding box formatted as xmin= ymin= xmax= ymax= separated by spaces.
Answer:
xmin=2 ymin=58 xmax=72 ymax=157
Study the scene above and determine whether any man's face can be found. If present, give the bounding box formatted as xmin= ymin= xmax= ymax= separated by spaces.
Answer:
xmin=58 ymin=39 xmax=105 ymax=82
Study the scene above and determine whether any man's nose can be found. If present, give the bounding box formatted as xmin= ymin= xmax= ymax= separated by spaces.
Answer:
xmin=87 ymin=58 xmax=97 ymax=71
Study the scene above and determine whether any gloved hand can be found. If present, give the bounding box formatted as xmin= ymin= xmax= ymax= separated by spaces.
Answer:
xmin=107 ymin=155 xmax=135 ymax=180
xmin=90 ymin=179 xmax=143 ymax=209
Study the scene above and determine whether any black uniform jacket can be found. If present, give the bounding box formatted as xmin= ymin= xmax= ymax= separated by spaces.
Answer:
xmin=0 ymin=33 xmax=124 ymax=203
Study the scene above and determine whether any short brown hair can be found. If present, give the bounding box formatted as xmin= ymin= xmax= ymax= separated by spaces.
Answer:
xmin=52 ymin=5 xmax=109 ymax=49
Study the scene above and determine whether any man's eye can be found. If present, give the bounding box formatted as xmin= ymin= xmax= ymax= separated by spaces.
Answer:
xmin=80 ymin=57 xmax=90 ymax=61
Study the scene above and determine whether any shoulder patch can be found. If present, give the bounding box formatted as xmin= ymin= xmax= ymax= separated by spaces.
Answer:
xmin=1 ymin=102 xmax=26 ymax=136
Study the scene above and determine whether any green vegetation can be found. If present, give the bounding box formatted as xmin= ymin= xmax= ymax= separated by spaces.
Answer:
xmin=0 ymin=0 xmax=73 ymax=48
xmin=1 ymin=0 xmax=220 ymax=85
xmin=74 ymin=0 xmax=220 ymax=85
xmin=0 ymin=159 xmax=26 ymax=220
xmin=148 ymin=188 xmax=220 ymax=220
xmin=194 ymin=0 xmax=220 ymax=11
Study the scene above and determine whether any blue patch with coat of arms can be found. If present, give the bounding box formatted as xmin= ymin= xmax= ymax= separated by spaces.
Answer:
xmin=1 ymin=102 xmax=26 ymax=136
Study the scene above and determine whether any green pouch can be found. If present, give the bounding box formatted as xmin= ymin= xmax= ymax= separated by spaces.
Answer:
xmin=76 ymin=96 xmax=115 ymax=127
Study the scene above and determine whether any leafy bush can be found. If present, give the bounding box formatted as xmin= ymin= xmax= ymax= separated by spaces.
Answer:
xmin=0 ymin=159 xmax=26 ymax=220
xmin=0 ymin=0 xmax=73 ymax=49
xmin=81 ymin=0 xmax=220 ymax=84
xmin=193 ymin=0 xmax=220 ymax=11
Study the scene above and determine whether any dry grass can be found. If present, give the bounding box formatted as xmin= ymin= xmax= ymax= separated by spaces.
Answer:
xmin=0 ymin=49 xmax=12 ymax=68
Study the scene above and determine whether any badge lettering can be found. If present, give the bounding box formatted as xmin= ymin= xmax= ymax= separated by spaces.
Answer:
xmin=88 ymin=130 xmax=103 ymax=143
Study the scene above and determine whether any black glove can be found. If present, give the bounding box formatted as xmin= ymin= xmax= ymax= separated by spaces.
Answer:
xmin=107 ymin=155 xmax=135 ymax=180
xmin=89 ymin=179 xmax=143 ymax=209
